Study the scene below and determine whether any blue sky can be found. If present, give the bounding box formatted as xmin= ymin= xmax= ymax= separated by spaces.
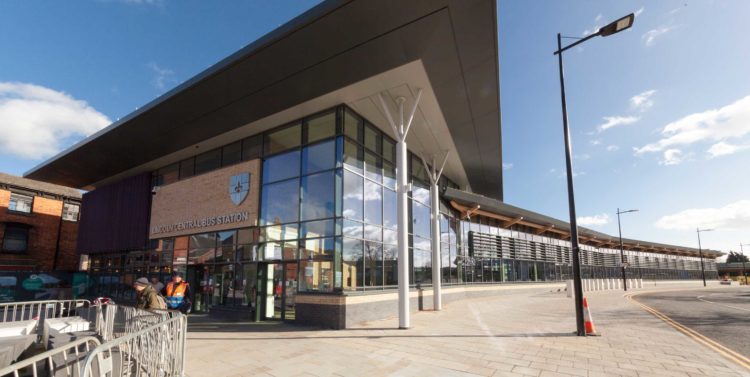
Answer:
xmin=0 ymin=1 xmax=748 ymax=255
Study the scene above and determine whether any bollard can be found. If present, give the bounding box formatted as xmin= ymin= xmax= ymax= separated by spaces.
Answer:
xmin=615 ymin=279 xmax=620 ymax=289
xmin=566 ymin=280 xmax=573 ymax=298
xmin=596 ymin=279 xmax=602 ymax=291
xmin=637 ymin=278 xmax=643 ymax=289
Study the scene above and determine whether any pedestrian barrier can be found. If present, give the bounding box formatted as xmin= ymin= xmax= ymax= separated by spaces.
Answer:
xmin=1 ymin=300 xmax=187 ymax=377
xmin=80 ymin=313 xmax=187 ymax=377
xmin=0 ymin=300 xmax=90 ymax=323
xmin=0 ymin=336 xmax=101 ymax=377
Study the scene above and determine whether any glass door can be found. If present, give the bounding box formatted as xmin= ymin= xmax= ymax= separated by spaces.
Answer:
xmin=261 ymin=262 xmax=298 ymax=321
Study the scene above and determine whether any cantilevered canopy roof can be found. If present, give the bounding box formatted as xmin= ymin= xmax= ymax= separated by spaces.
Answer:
xmin=25 ymin=0 xmax=503 ymax=198
xmin=444 ymin=188 xmax=723 ymax=259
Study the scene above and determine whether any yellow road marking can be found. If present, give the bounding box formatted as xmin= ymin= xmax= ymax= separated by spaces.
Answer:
xmin=626 ymin=292 xmax=750 ymax=371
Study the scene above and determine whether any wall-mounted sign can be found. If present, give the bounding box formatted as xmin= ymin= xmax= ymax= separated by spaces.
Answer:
xmin=149 ymin=159 xmax=260 ymax=239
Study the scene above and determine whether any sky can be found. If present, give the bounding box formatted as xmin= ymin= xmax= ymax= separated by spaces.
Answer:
xmin=0 ymin=0 xmax=748 ymax=256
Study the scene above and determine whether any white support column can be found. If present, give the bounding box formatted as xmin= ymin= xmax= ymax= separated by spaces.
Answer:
xmin=421 ymin=153 xmax=449 ymax=311
xmin=379 ymin=89 xmax=422 ymax=329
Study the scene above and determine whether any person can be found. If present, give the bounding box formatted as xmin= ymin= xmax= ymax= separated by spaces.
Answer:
xmin=163 ymin=271 xmax=192 ymax=314
xmin=134 ymin=277 xmax=165 ymax=310
xmin=150 ymin=276 xmax=164 ymax=293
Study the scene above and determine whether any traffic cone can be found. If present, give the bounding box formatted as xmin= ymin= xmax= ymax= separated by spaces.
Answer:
xmin=583 ymin=297 xmax=599 ymax=336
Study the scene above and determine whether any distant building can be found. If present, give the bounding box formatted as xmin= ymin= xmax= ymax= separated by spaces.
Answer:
xmin=0 ymin=173 xmax=81 ymax=271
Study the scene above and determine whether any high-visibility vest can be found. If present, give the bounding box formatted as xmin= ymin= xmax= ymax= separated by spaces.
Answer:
xmin=165 ymin=281 xmax=188 ymax=309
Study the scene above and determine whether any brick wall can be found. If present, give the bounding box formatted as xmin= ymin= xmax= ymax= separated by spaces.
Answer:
xmin=0 ymin=188 xmax=80 ymax=271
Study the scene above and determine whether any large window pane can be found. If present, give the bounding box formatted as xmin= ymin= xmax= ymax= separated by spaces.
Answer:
xmin=301 ymin=237 xmax=335 ymax=259
xmin=343 ymin=219 xmax=363 ymax=238
xmin=412 ymin=201 xmax=431 ymax=240
xmin=262 ymin=223 xmax=299 ymax=241
xmin=222 ymin=141 xmax=242 ymax=166
xmin=195 ymin=149 xmax=221 ymax=175
xmin=383 ymin=244 xmax=398 ymax=286
xmin=364 ymin=152 xmax=382 ymax=183
xmin=383 ymin=188 xmax=397 ymax=230
xmin=344 ymin=109 xmax=362 ymax=142
xmin=299 ymin=259 xmax=334 ymax=292
xmin=261 ymin=179 xmax=299 ymax=225
xmin=343 ymin=139 xmax=363 ymax=175
xmin=364 ymin=180 xmax=382 ymax=225
xmin=179 ymin=158 xmax=195 ymax=179
xmin=157 ymin=163 xmax=179 ymax=185
xmin=265 ymin=123 xmax=301 ymax=155
xmin=300 ymin=219 xmax=335 ymax=239
xmin=302 ymin=140 xmax=335 ymax=175
xmin=343 ymin=170 xmax=363 ymax=221
xmin=242 ymin=135 xmax=263 ymax=161
xmin=364 ymin=124 xmax=379 ymax=153
xmin=383 ymin=162 xmax=396 ymax=190
xmin=262 ymin=150 xmax=300 ymax=183
xmin=342 ymin=238 xmax=363 ymax=290
xmin=413 ymin=248 xmax=432 ymax=284
xmin=364 ymin=241 xmax=383 ymax=287
xmin=2 ymin=224 xmax=28 ymax=253
xmin=306 ymin=111 xmax=336 ymax=143
xmin=383 ymin=138 xmax=395 ymax=164
xmin=301 ymin=171 xmax=335 ymax=221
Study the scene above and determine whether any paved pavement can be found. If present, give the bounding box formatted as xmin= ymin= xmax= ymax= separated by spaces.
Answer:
xmin=635 ymin=287 xmax=750 ymax=358
xmin=185 ymin=282 xmax=750 ymax=376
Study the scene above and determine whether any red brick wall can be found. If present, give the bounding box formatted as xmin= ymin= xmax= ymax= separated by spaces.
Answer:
xmin=0 ymin=188 xmax=80 ymax=271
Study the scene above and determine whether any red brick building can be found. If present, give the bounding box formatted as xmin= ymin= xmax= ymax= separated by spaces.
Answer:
xmin=0 ymin=173 xmax=81 ymax=271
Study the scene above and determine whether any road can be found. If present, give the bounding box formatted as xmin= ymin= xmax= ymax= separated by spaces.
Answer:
xmin=635 ymin=287 xmax=750 ymax=358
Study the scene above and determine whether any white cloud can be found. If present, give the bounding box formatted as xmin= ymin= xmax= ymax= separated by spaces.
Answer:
xmin=635 ymin=7 xmax=645 ymax=17
xmin=606 ymin=145 xmax=619 ymax=152
xmin=706 ymin=141 xmax=749 ymax=158
xmin=597 ymin=116 xmax=639 ymax=132
xmin=578 ymin=213 xmax=609 ymax=227
xmin=147 ymin=62 xmax=175 ymax=91
xmin=0 ymin=82 xmax=111 ymax=160
xmin=630 ymin=90 xmax=656 ymax=112
xmin=635 ymin=95 xmax=750 ymax=156
xmin=575 ymin=153 xmax=590 ymax=161
xmin=502 ymin=162 xmax=513 ymax=171
xmin=642 ymin=26 xmax=672 ymax=46
xmin=590 ymin=139 xmax=601 ymax=146
xmin=656 ymin=200 xmax=750 ymax=230
xmin=659 ymin=148 xmax=687 ymax=165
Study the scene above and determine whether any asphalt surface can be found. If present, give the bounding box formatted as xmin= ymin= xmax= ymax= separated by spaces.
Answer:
xmin=636 ymin=287 xmax=750 ymax=358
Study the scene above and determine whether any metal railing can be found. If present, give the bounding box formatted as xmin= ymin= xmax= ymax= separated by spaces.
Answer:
xmin=0 ymin=336 xmax=101 ymax=377
xmin=80 ymin=313 xmax=187 ymax=377
xmin=0 ymin=300 xmax=90 ymax=323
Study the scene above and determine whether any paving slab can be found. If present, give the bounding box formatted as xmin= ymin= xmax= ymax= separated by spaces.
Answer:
xmin=185 ymin=282 xmax=750 ymax=376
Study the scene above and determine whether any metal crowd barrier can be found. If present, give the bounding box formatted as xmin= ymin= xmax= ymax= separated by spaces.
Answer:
xmin=0 ymin=336 xmax=101 ymax=377
xmin=80 ymin=313 xmax=187 ymax=377
xmin=0 ymin=300 xmax=91 ymax=323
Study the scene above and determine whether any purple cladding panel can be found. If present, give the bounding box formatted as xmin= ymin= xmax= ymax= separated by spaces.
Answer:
xmin=77 ymin=173 xmax=151 ymax=254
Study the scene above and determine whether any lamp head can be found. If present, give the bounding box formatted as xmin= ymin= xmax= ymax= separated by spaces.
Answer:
xmin=598 ymin=13 xmax=635 ymax=37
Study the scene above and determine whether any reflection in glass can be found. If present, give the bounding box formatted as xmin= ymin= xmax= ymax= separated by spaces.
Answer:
xmin=364 ymin=124 xmax=379 ymax=152
xmin=261 ymin=179 xmax=299 ymax=225
xmin=412 ymin=200 xmax=431 ymax=239
xmin=364 ymin=241 xmax=383 ymax=287
xmin=195 ymin=149 xmax=221 ymax=175
xmin=306 ymin=112 xmax=336 ymax=143
xmin=301 ymin=237 xmax=334 ymax=259
xmin=383 ymin=244 xmax=398 ymax=286
xmin=301 ymin=171 xmax=335 ymax=221
xmin=364 ymin=152 xmax=382 ymax=183
xmin=265 ymin=123 xmax=301 ymax=155
xmin=343 ymin=219 xmax=363 ymax=239
xmin=302 ymin=140 xmax=335 ymax=175
xmin=263 ymin=150 xmax=300 ymax=183
xmin=300 ymin=219 xmax=335 ymax=239
xmin=364 ymin=225 xmax=382 ymax=242
xmin=262 ymin=223 xmax=299 ymax=241
xmin=342 ymin=238 xmax=363 ymax=290
xmin=299 ymin=259 xmax=334 ymax=292
xmin=363 ymin=180 xmax=382 ymax=225
xmin=343 ymin=170 xmax=363 ymax=220
xmin=413 ymin=248 xmax=432 ymax=284
xmin=383 ymin=162 xmax=396 ymax=190
xmin=383 ymin=188 xmax=397 ymax=229
xmin=344 ymin=109 xmax=362 ymax=142
xmin=343 ymin=139 xmax=363 ymax=175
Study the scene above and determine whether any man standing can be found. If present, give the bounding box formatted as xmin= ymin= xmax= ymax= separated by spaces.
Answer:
xmin=134 ymin=277 xmax=165 ymax=310
xmin=164 ymin=271 xmax=192 ymax=314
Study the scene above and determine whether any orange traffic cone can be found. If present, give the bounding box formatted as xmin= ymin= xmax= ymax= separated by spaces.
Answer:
xmin=583 ymin=297 xmax=599 ymax=336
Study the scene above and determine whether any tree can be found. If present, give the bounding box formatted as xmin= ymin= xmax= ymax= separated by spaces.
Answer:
xmin=726 ymin=251 xmax=749 ymax=263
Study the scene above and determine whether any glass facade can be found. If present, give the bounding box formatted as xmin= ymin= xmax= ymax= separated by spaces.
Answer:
xmin=86 ymin=104 xmax=719 ymax=314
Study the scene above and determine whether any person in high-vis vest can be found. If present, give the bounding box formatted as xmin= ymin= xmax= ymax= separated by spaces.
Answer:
xmin=163 ymin=271 xmax=192 ymax=314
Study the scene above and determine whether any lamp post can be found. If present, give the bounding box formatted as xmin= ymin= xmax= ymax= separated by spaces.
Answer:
xmin=554 ymin=13 xmax=635 ymax=336
xmin=696 ymin=228 xmax=714 ymax=287
xmin=616 ymin=208 xmax=638 ymax=291
xmin=740 ymin=243 xmax=750 ymax=286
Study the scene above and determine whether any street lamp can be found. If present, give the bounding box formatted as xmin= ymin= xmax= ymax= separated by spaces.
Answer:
xmin=554 ymin=13 xmax=635 ymax=337
xmin=739 ymin=243 xmax=750 ymax=286
xmin=616 ymin=208 xmax=638 ymax=291
xmin=696 ymin=228 xmax=714 ymax=287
